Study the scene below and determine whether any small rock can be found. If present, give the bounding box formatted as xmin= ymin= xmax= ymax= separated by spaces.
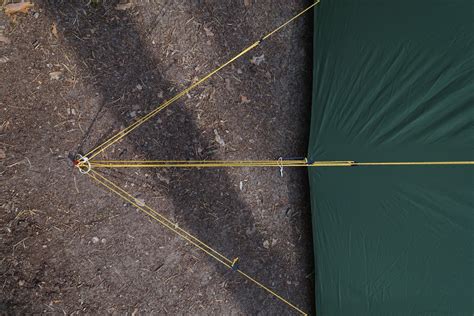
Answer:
xmin=250 ymin=54 xmax=265 ymax=66
xmin=136 ymin=84 xmax=142 ymax=91
xmin=0 ymin=149 xmax=5 ymax=160
xmin=244 ymin=0 xmax=252 ymax=7
xmin=271 ymin=238 xmax=278 ymax=246
xmin=204 ymin=27 xmax=214 ymax=37
xmin=33 ymin=12 xmax=39 ymax=19
xmin=101 ymin=238 xmax=106 ymax=244
xmin=49 ymin=71 xmax=62 ymax=80
xmin=92 ymin=237 xmax=99 ymax=244
xmin=129 ymin=111 xmax=137 ymax=118
xmin=214 ymin=129 xmax=225 ymax=147
xmin=263 ymin=240 xmax=270 ymax=249
xmin=18 ymin=280 xmax=25 ymax=286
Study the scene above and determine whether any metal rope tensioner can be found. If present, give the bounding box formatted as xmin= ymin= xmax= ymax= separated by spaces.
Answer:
xmin=74 ymin=154 xmax=91 ymax=174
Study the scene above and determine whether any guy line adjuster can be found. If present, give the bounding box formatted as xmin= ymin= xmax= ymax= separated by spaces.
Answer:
xmin=231 ymin=257 xmax=240 ymax=271
xmin=73 ymin=154 xmax=91 ymax=174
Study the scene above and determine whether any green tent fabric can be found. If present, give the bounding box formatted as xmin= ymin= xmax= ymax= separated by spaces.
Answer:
xmin=309 ymin=1 xmax=473 ymax=315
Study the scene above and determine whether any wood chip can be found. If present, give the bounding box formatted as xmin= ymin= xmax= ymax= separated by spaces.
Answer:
xmin=214 ymin=129 xmax=225 ymax=147
xmin=4 ymin=2 xmax=34 ymax=15
xmin=204 ymin=27 xmax=214 ymax=37
xmin=250 ymin=54 xmax=265 ymax=66
xmin=115 ymin=2 xmax=133 ymax=10
xmin=0 ymin=33 xmax=11 ymax=44
xmin=49 ymin=71 xmax=63 ymax=80
xmin=240 ymin=95 xmax=251 ymax=104
xmin=51 ymin=22 xmax=58 ymax=38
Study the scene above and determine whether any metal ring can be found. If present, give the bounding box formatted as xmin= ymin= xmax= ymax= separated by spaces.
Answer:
xmin=75 ymin=154 xmax=91 ymax=174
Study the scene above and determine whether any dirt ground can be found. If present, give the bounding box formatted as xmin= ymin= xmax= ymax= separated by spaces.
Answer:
xmin=0 ymin=0 xmax=314 ymax=314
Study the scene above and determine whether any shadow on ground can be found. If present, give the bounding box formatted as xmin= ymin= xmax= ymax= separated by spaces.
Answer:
xmin=42 ymin=0 xmax=314 ymax=314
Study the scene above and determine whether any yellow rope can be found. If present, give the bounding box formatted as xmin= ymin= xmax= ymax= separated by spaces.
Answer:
xmin=88 ymin=170 xmax=232 ymax=265
xmin=89 ymin=159 xmax=309 ymax=168
xmin=88 ymin=169 xmax=307 ymax=315
xmin=81 ymin=159 xmax=474 ymax=170
xmin=261 ymin=0 xmax=320 ymax=41
xmin=352 ymin=161 xmax=474 ymax=166
xmin=84 ymin=1 xmax=321 ymax=161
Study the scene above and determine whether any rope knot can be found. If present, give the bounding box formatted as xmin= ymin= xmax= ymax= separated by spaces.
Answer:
xmin=75 ymin=154 xmax=91 ymax=174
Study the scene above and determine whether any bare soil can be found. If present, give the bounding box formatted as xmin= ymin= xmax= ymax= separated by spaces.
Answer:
xmin=0 ymin=0 xmax=314 ymax=314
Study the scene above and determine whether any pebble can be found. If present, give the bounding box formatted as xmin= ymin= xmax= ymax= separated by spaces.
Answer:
xmin=92 ymin=237 xmax=99 ymax=244
xmin=49 ymin=71 xmax=62 ymax=80
xmin=250 ymin=54 xmax=265 ymax=66
xmin=271 ymin=238 xmax=278 ymax=246
xmin=214 ymin=129 xmax=225 ymax=147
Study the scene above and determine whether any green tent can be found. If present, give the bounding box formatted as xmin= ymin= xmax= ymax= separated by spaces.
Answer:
xmin=309 ymin=1 xmax=473 ymax=315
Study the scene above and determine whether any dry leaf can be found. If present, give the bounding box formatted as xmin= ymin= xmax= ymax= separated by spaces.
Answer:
xmin=49 ymin=71 xmax=62 ymax=80
xmin=4 ymin=2 xmax=34 ymax=15
xmin=51 ymin=22 xmax=58 ymax=38
xmin=115 ymin=2 xmax=133 ymax=10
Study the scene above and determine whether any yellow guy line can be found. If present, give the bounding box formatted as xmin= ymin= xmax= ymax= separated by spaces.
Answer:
xmin=89 ymin=159 xmax=311 ymax=168
xmin=84 ymin=159 xmax=474 ymax=169
xmin=89 ymin=170 xmax=232 ymax=265
xmin=88 ymin=169 xmax=307 ymax=315
xmin=84 ymin=0 xmax=321 ymax=161
xmin=352 ymin=161 xmax=474 ymax=166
